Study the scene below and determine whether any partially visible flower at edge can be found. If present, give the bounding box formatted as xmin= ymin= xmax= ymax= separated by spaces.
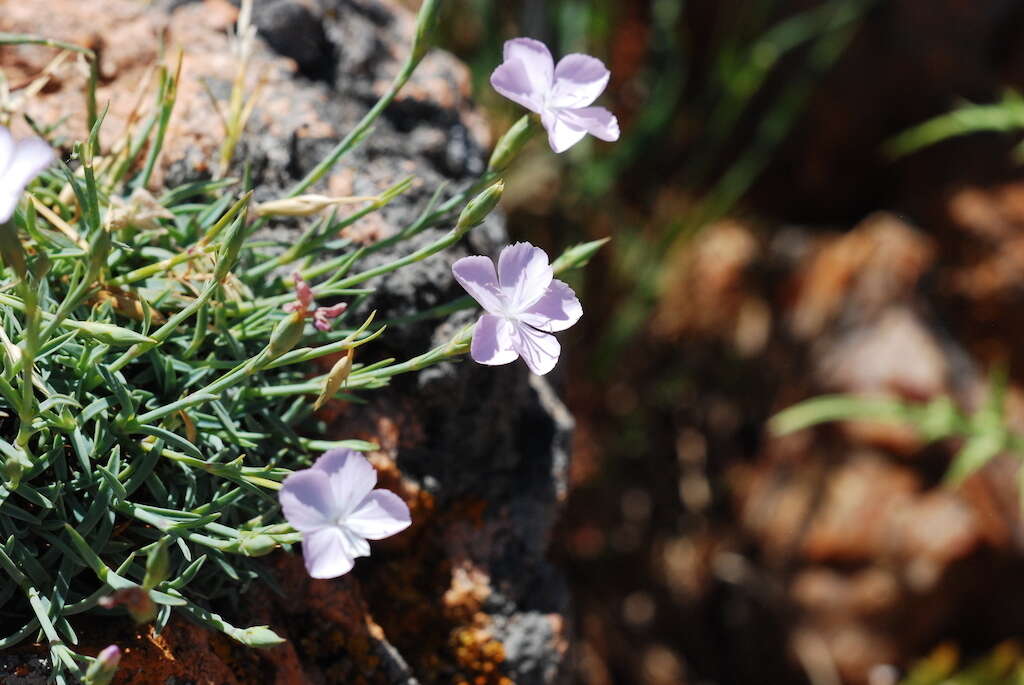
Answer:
xmin=452 ymin=242 xmax=582 ymax=376
xmin=490 ymin=37 xmax=620 ymax=153
xmin=279 ymin=449 xmax=411 ymax=579
xmin=283 ymin=272 xmax=348 ymax=331
xmin=83 ymin=644 xmax=121 ymax=685
xmin=0 ymin=125 xmax=55 ymax=223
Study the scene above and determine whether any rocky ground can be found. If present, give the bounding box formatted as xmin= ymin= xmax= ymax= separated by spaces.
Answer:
xmin=0 ymin=0 xmax=572 ymax=683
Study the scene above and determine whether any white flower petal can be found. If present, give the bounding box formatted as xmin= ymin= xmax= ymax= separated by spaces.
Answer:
xmin=490 ymin=60 xmax=545 ymax=113
xmin=279 ymin=470 xmax=335 ymax=532
xmin=511 ymin=321 xmax=561 ymax=376
xmin=542 ymin=109 xmax=588 ymax=153
xmin=312 ymin=449 xmax=378 ymax=518
xmin=347 ymin=490 xmax=411 ymax=540
xmin=558 ymin=106 xmax=620 ymax=142
xmin=0 ymin=137 xmax=53 ymax=223
xmin=452 ymin=255 xmax=505 ymax=313
xmin=503 ymin=37 xmax=553 ymax=93
xmin=518 ymin=279 xmax=582 ymax=332
xmin=551 ymin=53 xmax=610 ymax=109
xmin=0 ymin=128 xmax=13 ymax=177
xmin=497 ymin=242 xmax=553 ymax=312
xmin=340 ymin=527 xmax=371 ymax=559
xmin=471 ymin=313 xmax=520 ymax=366
xmin=302 ymin=527 xmax=354 ymax=579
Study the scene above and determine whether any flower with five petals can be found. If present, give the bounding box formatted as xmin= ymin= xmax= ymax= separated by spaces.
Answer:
xmin=279 ymin=449 xmax=411 ymax=579
xmin=490 ymin=37 xmax=620 ymax=153
xmin=452 ymin=242 xmax=582 ymax=376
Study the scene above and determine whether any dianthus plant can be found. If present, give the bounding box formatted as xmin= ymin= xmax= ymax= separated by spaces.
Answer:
xmin=0 ymin=3 xmax=611 ymax=682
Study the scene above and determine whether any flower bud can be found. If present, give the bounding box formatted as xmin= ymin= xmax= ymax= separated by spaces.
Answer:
xmin=88 ymin=227 xmax=112 ymax=278
xmin=142 ymin=539 xmax=170 ymax=590
xmin=72 ymin=320 xmax=155 ymax=346
xmin=237 ymin=625 xmax=286 ymax=648
xmin=314 ymin=348 xmax=354 ymax=411
xmin=99 ymin=586 xmax=157 ymax=624
xmin=268 ymin=311 xmax=306 ymax=360
xmin=455 ymin=181 xmax=504 ymax=232
xmin=213 ymin=213 xmax=248 ymax=282
xmin=488 ymin=115 xmax=541 ymax=173
xmin=550 ymin=237 xmax=610 ymax=274
xmin=84 ymin=645 xmax=121 ymax=685
xmin=411 ymin=0 xmax=442 ymax=63
xmin=3 ymin=455 xmax=25 ymax=489
xmin=255 ymin=194 xmax=373 ymax=217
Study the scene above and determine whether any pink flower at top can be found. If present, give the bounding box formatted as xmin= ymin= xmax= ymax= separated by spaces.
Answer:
xmin=452 ymin=242 xmax=582 ymax=376
xmin=283 ymin=272 xmax=348 ymax=331
xmin=490 ymin=37 xmax=620 ymax=153
xmin=0 ymin=125 xmax=54 ymax=223
xmin=279 ymin=449 xmax=411 ymax=579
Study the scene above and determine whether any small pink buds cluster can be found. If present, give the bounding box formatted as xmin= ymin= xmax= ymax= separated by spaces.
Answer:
xmin=283 ymin=272 xmax=348 ymax=331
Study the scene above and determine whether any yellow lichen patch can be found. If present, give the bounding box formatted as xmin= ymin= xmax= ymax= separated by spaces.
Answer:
xmin=451 ymin=623 xmax=508 ymax=685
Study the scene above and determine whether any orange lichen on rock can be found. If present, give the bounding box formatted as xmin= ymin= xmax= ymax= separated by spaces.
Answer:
xmin=451 ymin=623 xmax=508 ymax=685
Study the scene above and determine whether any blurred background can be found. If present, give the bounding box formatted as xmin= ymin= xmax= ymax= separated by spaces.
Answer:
xmin=440 ymin=1 xmax=1024 ymax=683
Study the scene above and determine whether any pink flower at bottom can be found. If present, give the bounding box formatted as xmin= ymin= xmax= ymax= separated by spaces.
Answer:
xmin=279 ymin=450 xmax=410 ymax=579
xmin=452 ymin=242 xmax=582 ymax=376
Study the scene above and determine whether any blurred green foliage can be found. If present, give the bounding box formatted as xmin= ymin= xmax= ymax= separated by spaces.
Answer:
xmin=900 ymin=643 xmax=1024 ymax=685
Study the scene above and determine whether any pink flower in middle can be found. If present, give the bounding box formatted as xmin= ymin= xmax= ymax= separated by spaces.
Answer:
xmin=452 ymin=242 xmax=582 ymax=376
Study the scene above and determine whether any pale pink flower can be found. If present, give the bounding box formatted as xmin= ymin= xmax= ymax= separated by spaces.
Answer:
xmin=0 ymin=126 xmax=54 ymax=223
xmin=490 ymin=37 xmax=620 ymax=153
xmin=452 ymin=242 xmax=582 ymax=376
xmin=279 ymin=449 xmax=411 ymax=579
xmin=283 ymin=272 xmax=348 ymax=331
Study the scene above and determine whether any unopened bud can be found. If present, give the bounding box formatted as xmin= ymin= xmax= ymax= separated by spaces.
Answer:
xmin=84 ymin=645 xmax=121 ymax=685
xmin=237 ymin=625 xmax=286 ymax=648
xmin=214 ymin=213 xmax=248 ymax=282
xmin=143 ymin=538 xmax=170 ymax=590
xmin=268 ymin=311 xmax=306 ymax=360
xmin=3 ymin=455 xmax=25 ymax=489
xmin=550 ymin=237 xmax=610 ymax=274
xmin=455 ymin=181 xmax=504 ymax=232
xmin=88 ymin=228 xmax=112 ymax=277
xmin=411 ymin=0 xmax=442 ymax=63
xmin=100 ymin=586 xmax=157 ymax=624
xmin=254 ymin=194 xmax=373 ymax=218
xmin=214 ymin=210 xmax=247 ymax=280
xmin=314 ymin=348 xmax=354 ymax=411
xmin=488 ymin=115 xmax=541 ymax=172
xmin=72 ymin=320 xmax=155 ymax=346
